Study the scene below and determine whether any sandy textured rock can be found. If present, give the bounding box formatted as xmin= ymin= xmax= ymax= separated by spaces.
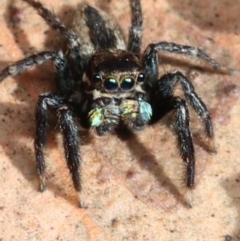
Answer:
xmin=0 ymin=0 xmax=239 ymax=240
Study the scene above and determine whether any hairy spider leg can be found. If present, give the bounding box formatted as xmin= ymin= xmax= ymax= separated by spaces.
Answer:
xmin=35 ymin=93 xmax=64 ymax=192
xmin=0 ymin=48 xmax=83 ymax=195
xmin=57 ymin=106 xmax=81 ymax=192
xmin=23 ymin=0 xmax=83 ymax=76
xmin=143 ymin=42 xmax=232 ymax=83
xmin=157 ymin=72 xmax=213 ymax=138
xmin=0 ymin=50 xmax=73 ymax=96
xmin=150 ymin=75 xmax=196 ymax=189
xmin=36 ymin=94 xmax=82 ymax=201
xmin=128 ymin=0 xmax=143 ymax=54
xmin=0 ymin=51 xmax=56 ymax=81
xmin=144 ymin=42 xmax=218 ymax=189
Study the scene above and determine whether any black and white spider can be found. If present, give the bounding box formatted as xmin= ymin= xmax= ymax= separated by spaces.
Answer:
xmin=0 ymin=0 xmax=230 ymax=206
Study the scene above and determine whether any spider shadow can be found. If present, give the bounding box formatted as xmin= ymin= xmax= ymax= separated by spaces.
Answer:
xmin=0 ymin=100 xmax=37 ymax=187
xmin=168 ymin=0 xmax=240 ymax=34
xmin=115 ymin=126 xmax=190 ymax=208
xmin=221 ymin=174 xmax=240 ymax=239
xmin=4 ymin=0 xmax=37 ymax=56
xmin=4 ymin=0 xmax=76 ymax=55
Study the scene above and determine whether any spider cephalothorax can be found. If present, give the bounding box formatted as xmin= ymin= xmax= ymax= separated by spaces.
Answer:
xmin=0 ymin=0 xmax=231 ymax=206
xmin=85 ymin=50 xmax=151 ymax=134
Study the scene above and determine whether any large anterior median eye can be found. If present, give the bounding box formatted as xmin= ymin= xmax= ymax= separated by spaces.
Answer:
xmin=120 ymin=77 xmax=135 ymax=91
xmin=104 ymin=78 xmax=118 ymax=91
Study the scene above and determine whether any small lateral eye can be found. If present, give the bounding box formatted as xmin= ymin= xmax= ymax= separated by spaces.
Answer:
xmin=104 ymin=78 xmax=118 ymax=91
xmin=92 ymin=74 xmax=101 ymax=83
xmin=137 ymin=73 xmax=145 ymax=82
xmin=120 ymin=77 xmax=135 ymax=91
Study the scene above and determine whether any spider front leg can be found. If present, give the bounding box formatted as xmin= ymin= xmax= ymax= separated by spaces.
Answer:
xmin=35 ymin=93 xmax=64 ymax=191
xmin=57 ymin=106 xmax=82 ymax=195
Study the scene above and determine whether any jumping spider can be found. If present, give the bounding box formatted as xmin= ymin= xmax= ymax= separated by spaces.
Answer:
xmin=0 ymin=0 xmax=230 ymax=206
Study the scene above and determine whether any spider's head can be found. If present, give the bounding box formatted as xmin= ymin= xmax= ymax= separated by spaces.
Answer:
xmin=85 ymin=50 xmax=145 ymax=95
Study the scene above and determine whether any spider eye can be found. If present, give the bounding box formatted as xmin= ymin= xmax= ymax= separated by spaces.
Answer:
xmin=104 ymin=78 xmax=118 ymax=91
xmin=137 ymin=73 xmax=145 ymax=82
xmin=92 ymin=74 xmax=101 ymax=83
xmin=120 ymin=77 xmax=135 ymax=91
